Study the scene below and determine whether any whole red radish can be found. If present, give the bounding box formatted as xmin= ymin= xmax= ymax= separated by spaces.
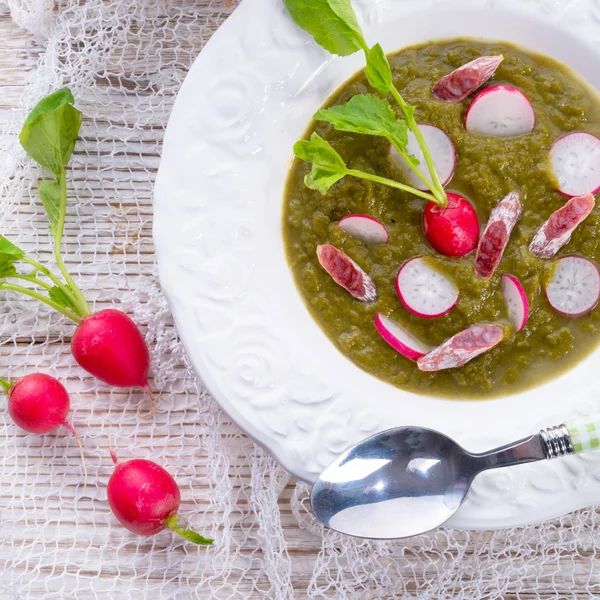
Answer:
xmin=3 ymin=373 xmax=87 ymax=488
xmin=107 ymin=446 xmax=213 ymax=545
xmin=71 ymin=309 xmax=155 ymax=413
xmin=423 ymin=193 xmax=479 ymax=257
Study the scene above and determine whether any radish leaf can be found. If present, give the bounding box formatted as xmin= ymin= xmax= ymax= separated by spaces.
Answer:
xmin=364 ymin=44 xmax=393 ymax=94
xmin=0 ymin=90 xmax=88 ymax=323
xmin=294 ymin=133 xmax=346 ymax=169
xmin=327 ymin=0 xmax=364 ymax=41
xmin=49 ymin=285 xmax=78 ymax=312
xmin=0 ymin=237 xmax=25 ymax=278
xmin=282 ymin=0 xmax=365 ymax=56
xmin=18 ymin=89 xmax=91 ymax=319
xmin=0 ymin=237 xmax=24 ymax=260
xmin=20 ymin=88 xmax=80 ymax=242
xmin=315 ymin=94 xmax=409 ymax=154
xmin=293 ymin=133 xmax=437 ymax=201
xmin=20 ymin=88 xmax=81 ymax=178
xmin=38 ymin=180 xmax=62 ymax=237
xmin=294 ymin=133 xmax=348 ymax=193
xmin=0 ymin=264 xmax=17 ymax=278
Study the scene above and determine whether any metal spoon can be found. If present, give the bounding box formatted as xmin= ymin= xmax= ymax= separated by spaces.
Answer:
xmin=311 ymin=412 xmax=600 ymax=539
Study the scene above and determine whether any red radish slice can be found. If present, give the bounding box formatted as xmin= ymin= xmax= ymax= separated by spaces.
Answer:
xmin=316 ymin=244 xmax=377 ymax=301
xmin=546 ymin=256 xmax=600 ymax=317
xmin=529 ymin=193 xmax=595 ymax=258
xmin=339 ymin=214 xmax=389 ymax=244
xmin=374 ymin=313 xmax=433 ymax=361
xmin=423 ymin=193 xmax=480 ymax=257
xmin=417 ymin=324 xmax=505 ymax=371
xmin=501 ymin=274 xmax=529 ymax=331
xmin=390 ymin=124 xmax=456 ymax=190
xmin=465 ymin=85 xmax=535 ymax=138
xmin=395 ymin=256 xmax=458 ymax=318
xmin=549 ymin=132 xmax=600 ymax=197
xmin=432 ymin=55 xmax=504 ymax=103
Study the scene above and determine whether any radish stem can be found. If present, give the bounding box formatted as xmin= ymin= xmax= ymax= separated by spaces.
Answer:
xmin=11 ymin=274 xmax=53 ymax=292
xmin=165 ymin=514 xmax=214 ymax=545
xmin=108 ymin=433 xmax=118 ymax=466
xmin=22 ymin=256 xmax=81 ymax=308
xmin=354 ymin=38 xmax=447 ymax=206
xmin=395 ymin=147 xmax=435 ymax=191
xmin=0 ymin=377 xmax=12 ymax=392
xmin=62 ymin=419 xmax=88 ymax=492
xmin=388 ymin=87 xmax=447 ymax=206
xmin=0 ymin=282 xmax=81 ymax=322
xmin=53 ymin=171 xmax=91 ymax=318
xmin=347 ymin=169 xmax=437 ymax=202
xmin=141 ymin=384 xmax=157 ymax=419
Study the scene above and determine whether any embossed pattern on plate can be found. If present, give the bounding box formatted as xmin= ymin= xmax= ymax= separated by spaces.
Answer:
xmin=155 ymin=0 xmax=600 ymax=529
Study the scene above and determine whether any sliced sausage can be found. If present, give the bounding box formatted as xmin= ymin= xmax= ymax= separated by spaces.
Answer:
xmin=417 ymin=324 xmax=504 ymax=372
xmin=316 ymin=244 xmax=377 ymax=302
xmin=432 ymin=55 xmax=504 ymax=103
xmin=529 ymin=193 xmax=595 ymax=258
xmin=474 ymin=191 xmax=522 ymax=278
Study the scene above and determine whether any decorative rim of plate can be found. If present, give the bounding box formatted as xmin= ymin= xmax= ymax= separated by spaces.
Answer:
xmin=154 ymin=0 xmax=600 ymax=530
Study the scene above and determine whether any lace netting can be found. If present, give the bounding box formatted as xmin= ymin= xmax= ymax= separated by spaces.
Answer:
xmin=0 ymin=1 xmax=599 ymax=598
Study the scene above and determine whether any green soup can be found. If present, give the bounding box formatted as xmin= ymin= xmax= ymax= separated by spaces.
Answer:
xmin=282 ymin=40 xmax=600 ymax=399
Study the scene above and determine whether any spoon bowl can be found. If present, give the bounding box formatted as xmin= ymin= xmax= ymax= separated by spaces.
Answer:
xmin=311 ymin=427 xmax=478 ymax=538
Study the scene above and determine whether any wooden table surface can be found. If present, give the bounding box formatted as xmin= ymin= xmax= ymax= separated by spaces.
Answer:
xmin=1 ymin=3 xmax=599 ymax=599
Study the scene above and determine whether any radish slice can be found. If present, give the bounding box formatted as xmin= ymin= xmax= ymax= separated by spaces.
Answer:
xmin=395 ymin=256 xmax=459 ymax=318
xmin=316 ymin=244 xmax=377 ymax=302
xmin=501 ymin=274 xmax=529 ymax=332
xmin=546 ymin=256 xmax=600 ymax=317
xmin=374 ymin=313 xmax=433 ymax=361
xmin=338 ymin=214 xmax=389 ymax=244
xmin=465 ymin=85 xmax=535 ymax=138
xmin=549 ymin=132 xmax=600 ymax=197
xmin=390 ymin=124 xmax=456 ymax=190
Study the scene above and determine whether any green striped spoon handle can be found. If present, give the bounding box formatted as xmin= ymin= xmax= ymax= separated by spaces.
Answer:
xmin=541 ymin=413 xmax=600 ymax=457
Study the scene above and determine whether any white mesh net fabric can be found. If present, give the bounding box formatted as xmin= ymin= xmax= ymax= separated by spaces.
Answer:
xmin=1 ymin=1 xmax=600 ymax=598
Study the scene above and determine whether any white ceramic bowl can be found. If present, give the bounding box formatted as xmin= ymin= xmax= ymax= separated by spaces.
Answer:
xmin=154 ymin=0 xmax=600 ymax=530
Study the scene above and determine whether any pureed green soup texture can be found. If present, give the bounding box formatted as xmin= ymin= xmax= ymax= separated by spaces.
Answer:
xmin=283 ymin=40 xmax=600 ymax=399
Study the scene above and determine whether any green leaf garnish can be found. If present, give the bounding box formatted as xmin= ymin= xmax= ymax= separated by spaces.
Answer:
xmin=38 ymin=180 xmax=62 ymax=237
xmin=20 ymin=88 xmax=82 ymax=177
xmin=364 ymin=43 xmax=393 ymax=95
xmin=315 ymin=94 xmax=409 ymax=154
xmin=282 ymin=0 xmax=365 ymax=56
xmin=284 ymin=0 xmax=448 ymax=206
xmin=294 ymin=133 xmax=348 ymax=193
xmin=293 ymin=133 xmax=437 ymax=202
